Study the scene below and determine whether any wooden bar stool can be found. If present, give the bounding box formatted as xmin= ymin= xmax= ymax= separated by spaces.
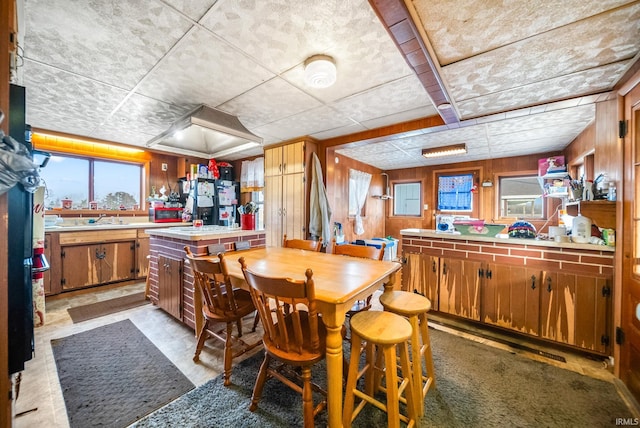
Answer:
xmin=379 ymin=290 xmax=436 ymax=417
xmin=343 ymin=310 xmax=418 ymax=428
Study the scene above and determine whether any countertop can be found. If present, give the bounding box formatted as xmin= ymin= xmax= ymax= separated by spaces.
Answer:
xmin=44 ymin=222 xmax=182 ymax=232
xmin=400 ymin=228 xmax=615 ymax=252
xmin=145 ymin=225 xmax=265 ymax=241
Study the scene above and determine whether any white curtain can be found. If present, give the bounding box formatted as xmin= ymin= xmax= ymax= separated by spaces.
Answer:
xmin=350 ymin=169 xmax=371 ymax=236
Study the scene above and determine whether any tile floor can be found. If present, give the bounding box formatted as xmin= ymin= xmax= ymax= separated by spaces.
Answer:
xmin=10 ymin=282 xmax=634 ymax=427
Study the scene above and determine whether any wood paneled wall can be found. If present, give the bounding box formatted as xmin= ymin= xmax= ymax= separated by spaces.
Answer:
xmin=383 ymin=152 xmax=560 ymax=250
xmin=325 ymin=149 xmax=385 ymax=247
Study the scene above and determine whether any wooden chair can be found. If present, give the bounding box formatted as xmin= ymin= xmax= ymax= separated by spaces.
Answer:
xmin=332 ymin=239 xmax=386 ymax=313
xmin=184 ymin=246 xmax=261 ymax=386
xmin=283 ymin=234 xmax=322 ymax=252
xmin=239 ymin=257 xmax=327 ymax=428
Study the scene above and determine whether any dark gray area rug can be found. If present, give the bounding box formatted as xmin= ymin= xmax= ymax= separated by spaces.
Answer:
xmin=51 ymin=319 xmax=194 ymax=428
xmin=133 ymin=328 xmax=633 ymax=428
xmin=67 ymin=292 xmax=149 ymax=323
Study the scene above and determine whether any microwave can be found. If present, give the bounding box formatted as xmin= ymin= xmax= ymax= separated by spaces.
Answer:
xmin=149 ymin=207 xmax=183 ymax=223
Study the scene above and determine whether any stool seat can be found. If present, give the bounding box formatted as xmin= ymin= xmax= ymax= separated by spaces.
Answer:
xmin=379 ymin=290 xmax=431 ymax=316
xmin=349 ymin=310 xmax=412 ymax=344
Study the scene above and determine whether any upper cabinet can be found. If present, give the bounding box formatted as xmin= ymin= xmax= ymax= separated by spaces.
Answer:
xmin=263 ymin=140 xmax=317 ymax=247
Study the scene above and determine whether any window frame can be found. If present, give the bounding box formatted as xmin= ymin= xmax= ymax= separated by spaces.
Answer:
xmin=41 ymin=151 xmax=145 ymax=211
xmin=433 ymin=167 xmax=481 ymax=219
xmin=496 ymin=171 xmax=546 ymax=220
xmin=392 ymin=181 xmax=422 ymax=217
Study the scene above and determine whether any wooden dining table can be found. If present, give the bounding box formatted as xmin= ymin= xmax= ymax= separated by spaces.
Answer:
xmin=221 ymin=246 xmax=402 ymax=428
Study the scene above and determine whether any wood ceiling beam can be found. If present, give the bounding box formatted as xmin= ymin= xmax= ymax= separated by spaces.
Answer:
xmin=369 ymin=0 xmax=459 ymax=125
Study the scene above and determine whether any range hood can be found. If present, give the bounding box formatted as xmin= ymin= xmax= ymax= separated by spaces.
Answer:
xmin=146 ymin=105 xmax=263 ymax=159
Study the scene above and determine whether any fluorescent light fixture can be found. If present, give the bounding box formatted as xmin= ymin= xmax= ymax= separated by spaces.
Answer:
xmin=422 ymin=143 xmax=467 ymax=158
xmin=304 ymin=55 xmax=337 ymax=88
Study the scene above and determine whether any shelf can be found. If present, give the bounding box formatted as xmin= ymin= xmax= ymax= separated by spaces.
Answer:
xmin=542 ymin=171 xmax=569 ymax=179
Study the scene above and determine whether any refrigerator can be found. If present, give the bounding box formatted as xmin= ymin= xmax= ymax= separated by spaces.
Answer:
xmin=6 ymin=84 xmax=50 ymax=375
xmin=184 ymin=178 xmax=239 ymax=226
xmin=215 ymin=180 xmax=239 ymax=227
xmin=185 ymin=178 xmax=216 ymax=225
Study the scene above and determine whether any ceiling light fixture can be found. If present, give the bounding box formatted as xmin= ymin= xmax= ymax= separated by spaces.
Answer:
xmin=437 ymin=103 xmax=452 ymax=110
xmin=422 ymin=143 xmax=467 ymax=158
xmin=304 ymin=55 xmax=336 ymax=88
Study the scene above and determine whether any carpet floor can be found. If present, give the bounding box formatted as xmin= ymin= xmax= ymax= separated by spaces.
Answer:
xmin=67 ymin=292 xmax=149 ymax=323
xmin=51 ymin=319 xmax=195 ymax=428
xmin=133 ymin=328 xmax=633 ymax=427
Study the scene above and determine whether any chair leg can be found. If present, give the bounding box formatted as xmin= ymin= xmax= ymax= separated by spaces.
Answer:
xmin=236 ymin=318 xmax=243 ymax=338
xmin=343 ymin=334 xmax=362 ymax=428
xmin=252 ymin=311 xmax=260 ymax=332
xmin=193 ymin=321 xmax=209 ymax=363
xmin=301 ymin=366 xmax=314 ymax=428
xmin=223 ymin=322 xmax=234 ymax=386
xmin=250 ymin=353 xmax=271 ymax=411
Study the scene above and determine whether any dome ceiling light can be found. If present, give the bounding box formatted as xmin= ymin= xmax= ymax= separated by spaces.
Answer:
xmin=304 ymin=55 xmax=337 ymax=89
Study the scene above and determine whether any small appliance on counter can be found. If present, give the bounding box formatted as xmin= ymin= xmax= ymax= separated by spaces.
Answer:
xmin=149 ymin=205 xmax=183 ymax=223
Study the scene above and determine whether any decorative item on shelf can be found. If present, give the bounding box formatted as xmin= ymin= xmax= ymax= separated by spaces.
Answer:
xmin=61 ymin=197 xmax=72 ymax=209
xmin=508 ymin=221 xmax=537 ymax=239
xmin=89 ymin=201 xmax=98 ymax=210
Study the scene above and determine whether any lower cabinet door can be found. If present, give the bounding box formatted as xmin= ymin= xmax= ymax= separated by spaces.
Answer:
xmin=157 ymin=255 xmax=182 ymax=320
xmin=402 ymin=252 xmax=439 ymax=309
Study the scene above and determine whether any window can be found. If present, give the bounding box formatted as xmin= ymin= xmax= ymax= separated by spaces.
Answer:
xmin=437 ymin=174 xmax=474 ymax=211
xmin=394 ymin=182 xmax=421 ymax=216
xmin=41 ymin=154 xmax=143 ymax=210
xmin=499 ymin=175 xmax=544 ymax=219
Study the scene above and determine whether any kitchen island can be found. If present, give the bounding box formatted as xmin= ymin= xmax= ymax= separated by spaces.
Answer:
xmin=145 ymin=226 xmax=266 ymax=333
xmin=400 ymin=228 xmax=615 ymax=355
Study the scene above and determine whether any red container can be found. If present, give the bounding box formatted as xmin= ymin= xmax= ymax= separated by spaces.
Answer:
xmin=240 ymin=213 xmax=255 ymax=230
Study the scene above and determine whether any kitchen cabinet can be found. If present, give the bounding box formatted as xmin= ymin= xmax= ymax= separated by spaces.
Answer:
xmin=264 ymin=140 xmax=317 ymax=247
xmin=540 ymin=272 xmax=610 ymax=353
xmin=439 ymin=257 xmax=481 ymax=321
xmin=136 ymin=229 xmax=150 ymax=279
xmin=482 ymin=265 xmax=540 ymax=336
xmin=61 ymin=241 xmax=135 ymax=290
xmin=402 ymin=252 xmax=439 ymax=308
xmin=157 ymin=255 xmax=182 ymax=320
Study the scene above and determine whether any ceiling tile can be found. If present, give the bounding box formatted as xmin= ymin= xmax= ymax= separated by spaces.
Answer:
xmin=135 ymin=27 xmax=275 ymax=107
xmin=455 ymin=62 xmax=628 ymax=118
xmin=22 ymin=60 xmax=128 ymax=136
xmin=160 ymin=0 xmax=217 ymax=21
xmin=218 ymin=77 xmax=322 ymax=129
xmin=254 ymin=105 xmax=354 ymax=141
xmin=24 ymin=0 xmax=193 ymax=89
xmin=412 ymin=0 xmax=635 ymax=65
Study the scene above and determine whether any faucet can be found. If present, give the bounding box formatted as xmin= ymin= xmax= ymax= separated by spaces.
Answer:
xmin=88 ymin=214 xmax=107 ymax=224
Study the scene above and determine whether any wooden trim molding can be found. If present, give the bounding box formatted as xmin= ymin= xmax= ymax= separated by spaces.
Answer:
xmin=368 ymin=0 xmax=458 ymax=124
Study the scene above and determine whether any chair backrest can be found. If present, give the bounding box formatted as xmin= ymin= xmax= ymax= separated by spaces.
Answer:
xmin=185 ymin=246 xmax=239 ymax=316
xmin=239 ymin=257 xmax=321 ymax=355
xmin=283 ymin=234 xmax=322 ymax=252
xmin=207 ymin=243 xmax=226 ymax=256
xmin=332 ymin=240 xmax=385 ymax=260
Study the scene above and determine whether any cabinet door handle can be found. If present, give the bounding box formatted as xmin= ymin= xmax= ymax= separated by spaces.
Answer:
xmin=486 ymin=269 xmax=492 ymax=279
xmin=432 ymin=260 xmax=437 ymax=273
xmin=531 ymin=275 xmax=536 ymax=289
xmin=546 ymin=276 xmax=552 ymax=292
xmin=278 ymin=163 xmax=282 ymax=173
xmin=95 ymin=249 xmax=106 ymax=260
xmin=442 ymin=263 xmax=447 ymax=275
xmin=478 ymin=268 xmax=484 ymax=278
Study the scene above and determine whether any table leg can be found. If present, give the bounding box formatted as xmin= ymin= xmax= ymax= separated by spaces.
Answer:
xmin=383 ymin=270 xmax=398 ymax=293
xmin=320 ymin=307 xmax=345 ymax=428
